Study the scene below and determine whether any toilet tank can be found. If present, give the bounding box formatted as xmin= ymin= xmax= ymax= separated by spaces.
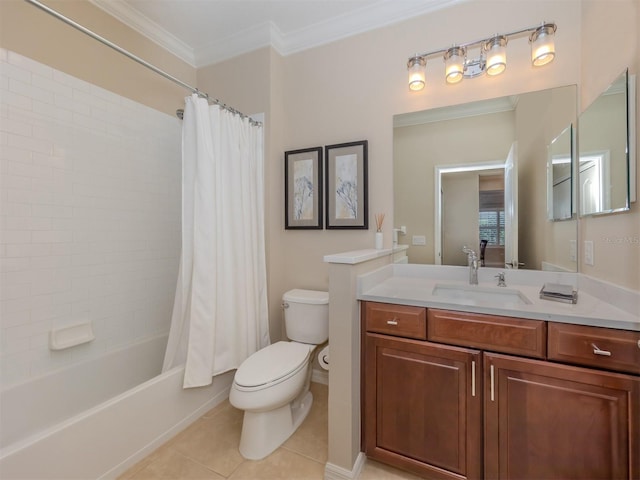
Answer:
xmin=282 ymin=289 xmax=329 ymax=345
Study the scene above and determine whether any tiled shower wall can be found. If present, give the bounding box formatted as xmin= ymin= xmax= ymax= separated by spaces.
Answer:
xmin=0 ymin=49 xmax=182 ymax=389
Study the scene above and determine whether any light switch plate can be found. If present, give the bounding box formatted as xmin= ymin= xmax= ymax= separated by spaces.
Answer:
xmin=412 ymin=235 xmax=426 ymax=246
xmin=569 ymin=240 xmax=577 ymax=262
xmin=584 ymin=240 xmax=594 ymax=266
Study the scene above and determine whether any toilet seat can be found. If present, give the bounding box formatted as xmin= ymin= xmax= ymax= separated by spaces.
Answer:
xmin=234 ymin=341 xmax=312 ymax=390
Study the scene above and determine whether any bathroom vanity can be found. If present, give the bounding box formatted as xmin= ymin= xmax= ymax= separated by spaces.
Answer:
xmin=358 ymin=264 xmax=640 ymax=480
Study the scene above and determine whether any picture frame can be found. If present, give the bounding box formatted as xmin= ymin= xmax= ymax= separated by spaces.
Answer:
xmin=325 ymin=140 xmax=368 ymax=229
xmin=284 ymin=146 xmax=323 ymax=229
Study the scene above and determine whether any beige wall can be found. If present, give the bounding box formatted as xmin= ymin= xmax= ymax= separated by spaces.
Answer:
xmin=579 ymin=0 xmax=639 ymax=290
xmin=0 ymin=0 xmax=195 ymax=116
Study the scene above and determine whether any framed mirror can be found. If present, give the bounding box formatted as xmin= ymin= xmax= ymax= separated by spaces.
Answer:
xmin=547 ymin=124 xmax=574 ymax=221
xmin=578 ymin=69 xmax=635 ymax=216
xmin=393 ymin=85 xmax=578 ymax=272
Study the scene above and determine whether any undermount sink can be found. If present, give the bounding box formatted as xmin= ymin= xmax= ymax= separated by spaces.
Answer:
xmin=432 ymin=284 xmax=532 ymax=305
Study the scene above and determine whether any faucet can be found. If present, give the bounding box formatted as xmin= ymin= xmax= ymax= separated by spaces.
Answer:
xmin=495 ymin=272 xmax=506 ymax=287
xmin=462 ymin=246 xmax=479 ymax=285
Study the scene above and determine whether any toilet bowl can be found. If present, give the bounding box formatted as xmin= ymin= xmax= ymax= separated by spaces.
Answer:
xmin=229 ymin=289 xmax=329 ymax=460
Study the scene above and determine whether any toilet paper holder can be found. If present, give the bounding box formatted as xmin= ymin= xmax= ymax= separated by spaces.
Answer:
xmin=318 ymin=345 xmax=329 ymax=371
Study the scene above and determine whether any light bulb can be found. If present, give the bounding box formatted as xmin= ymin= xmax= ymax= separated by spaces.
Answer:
xmin=530 ymin=24 xmax=557 ymax=67
xmin=485 ymin=36 xmax=507 ymax=76
xmin=444 ymin=46 xmax=465 ymax=84
xmin=407 ymin=56 xmax=426 ymax=91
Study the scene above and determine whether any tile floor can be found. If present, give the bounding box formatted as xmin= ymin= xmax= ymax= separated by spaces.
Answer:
xmin=118 ymin=382 xmax=421 ymax=480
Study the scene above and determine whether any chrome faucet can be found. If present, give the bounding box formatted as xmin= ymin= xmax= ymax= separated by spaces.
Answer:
xmin=462 ymin=246 xmax=479 ymax=285
xmin=495 ymin=272 xmax=507 ymax=287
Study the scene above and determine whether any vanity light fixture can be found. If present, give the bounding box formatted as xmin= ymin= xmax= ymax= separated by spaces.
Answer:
xmin=444 ymin=46 xmax=466 ymax=84
xmin=408 ymin=56 xmax=427 ymax=91
xmin=485 ymin=35 xmax=508 ymax=76
xmin=530 ymin=23 xmax=557 ymax=66
xmin=407 ymin=21 xmax=557 ymax=91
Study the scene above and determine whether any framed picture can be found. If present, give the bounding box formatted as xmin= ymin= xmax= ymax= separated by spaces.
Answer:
xmin=325 ymin=140 xmax=368 ymax=229
xmin=285 ymin=147 xmax=323 ymax=229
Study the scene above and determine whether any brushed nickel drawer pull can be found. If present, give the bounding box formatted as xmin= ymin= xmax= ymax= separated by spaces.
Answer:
xmin=591 ymin=343 xmax=612 ymax=357
xmin=386 ymin=318 xmax=398 ymax=326
xmin=471 ymin=360 xmax=476 ymax=397
xmin=490 ymin=364 xmax=495 ymax=402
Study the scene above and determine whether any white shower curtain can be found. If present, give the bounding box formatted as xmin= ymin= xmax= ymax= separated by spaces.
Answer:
xmin=162 ymin=94 xmax=270 ymax=388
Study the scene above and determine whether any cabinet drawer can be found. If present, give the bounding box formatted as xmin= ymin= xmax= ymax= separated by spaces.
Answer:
xmin=428 ymin=309 xmax=546 ymax=358
xmin=364 ymin=302 xmax=426 ymax=340
xmin=548 ymin=322 xmax=640 ymax=375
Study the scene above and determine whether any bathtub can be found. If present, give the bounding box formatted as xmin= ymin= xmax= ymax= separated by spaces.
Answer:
xmin=0 ymin=335 xmax=234 ymax=479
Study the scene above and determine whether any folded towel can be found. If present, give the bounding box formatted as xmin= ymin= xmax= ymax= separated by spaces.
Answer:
xmin=541 ymin=283 xmax=575 ymax=297
xmin=540 ymin=283 xmax=578 ymax=304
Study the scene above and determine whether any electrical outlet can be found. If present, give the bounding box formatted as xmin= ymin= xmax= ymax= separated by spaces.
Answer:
xmin=569 ymin=240 xmax=577 ymax=262
xmin=584 ymin=240 xmax=594 ymax=266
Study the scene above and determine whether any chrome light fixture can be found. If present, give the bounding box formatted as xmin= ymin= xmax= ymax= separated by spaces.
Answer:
xmin=407 ymin=21 xmax=557 ymax=91
xmin=444 ymin=46 xmax=466 ymax=84
xmin=407 ymin=56 xmax=426 ymax=91
xmin=484 ymin=35 xmax=507 ymax=76
xmin=530 ymin=23 xmax=557 ymax=67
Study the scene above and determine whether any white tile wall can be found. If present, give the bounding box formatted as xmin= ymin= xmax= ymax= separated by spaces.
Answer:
xmin=0 ymin=49 xmax=182 ymax=388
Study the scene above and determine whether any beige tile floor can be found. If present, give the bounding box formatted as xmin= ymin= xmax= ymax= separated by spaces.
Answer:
xmin=119 ymin=382 xmax=421 ymax=480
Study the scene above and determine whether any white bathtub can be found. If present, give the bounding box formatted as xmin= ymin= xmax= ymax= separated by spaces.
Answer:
xmin=0 ymin=335 xmax=233 ymax=479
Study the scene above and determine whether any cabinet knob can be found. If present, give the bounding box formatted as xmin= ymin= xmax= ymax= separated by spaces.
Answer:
xmin=386 ymin=318 xmax=398 ymax=326
xmin=591 ymin=343 xmax=612 ymax=357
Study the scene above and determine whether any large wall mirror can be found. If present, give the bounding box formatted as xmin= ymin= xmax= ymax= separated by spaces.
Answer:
xmin=578 ymin=69 xmax=636 ymax=216
xmin=547 ymin=123 xmax=574 ymax=222
xmin=394 ymin=85 xmax=578 ymax=272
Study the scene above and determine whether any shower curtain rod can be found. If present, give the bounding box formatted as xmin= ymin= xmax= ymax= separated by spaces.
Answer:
xmin=24 ymin=0 xmax=261 ymax=126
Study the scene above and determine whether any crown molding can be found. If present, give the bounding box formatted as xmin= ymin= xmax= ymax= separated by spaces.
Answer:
xmin=92 ymin=0 xmax=467 ymax=68
xmin=194 ymin=21 xmax=286 ymax=67
xmin=90 ymin=0 xmax=197 ymax=67
xmin=278 ymin=0 xmax=465 ymax=56
xmin=394 ymin=95 xmax=519 ymax=128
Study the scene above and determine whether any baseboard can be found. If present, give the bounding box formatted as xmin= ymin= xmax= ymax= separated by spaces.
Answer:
xmin=324 ymin=452 xmax=366 ymax=480
xmin=311 ymin=368 xmax=329 ymax=385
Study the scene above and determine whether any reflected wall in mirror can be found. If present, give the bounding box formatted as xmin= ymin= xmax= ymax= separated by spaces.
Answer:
xmin=547 ymin=124 xmax=574 ymax=221
xmin=578 ymin=69 xmax=634 ymax=216
xmin=394 ymin=85 xmax=578 ymax=272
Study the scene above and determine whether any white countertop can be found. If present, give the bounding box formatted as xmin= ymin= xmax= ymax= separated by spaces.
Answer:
xmin=357 ymin=264 xmax=640 ymax=332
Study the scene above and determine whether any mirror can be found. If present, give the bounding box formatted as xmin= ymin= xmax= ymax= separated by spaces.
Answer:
xmin=547 ymin=124 xmax=574 ymax=221
xmin=578 ymin=69 xmax=634 ymax=216
xmin=393 ymin=85 xmax=578 ymax=271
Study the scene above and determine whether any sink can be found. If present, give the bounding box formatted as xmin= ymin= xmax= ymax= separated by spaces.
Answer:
xmin=432 ymin=284 xmax=532 ymax=305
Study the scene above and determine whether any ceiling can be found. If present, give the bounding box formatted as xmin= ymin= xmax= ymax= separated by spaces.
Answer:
xmin=90 ymin=0 xmax=464 ymax=68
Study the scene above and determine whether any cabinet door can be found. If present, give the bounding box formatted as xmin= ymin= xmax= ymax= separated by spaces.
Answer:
xmin=484 ymin=352 xmax=640 ymax=480
xmin=365 ymin=333 xmax=482 ymax=480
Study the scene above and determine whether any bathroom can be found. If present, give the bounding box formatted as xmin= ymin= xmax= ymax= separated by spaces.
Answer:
xmin=1 ymin=0 xmax=638 ymax=479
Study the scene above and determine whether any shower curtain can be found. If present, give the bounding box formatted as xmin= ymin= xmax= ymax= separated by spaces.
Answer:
xmin=162 ymin=94 xmax=270 ymax=388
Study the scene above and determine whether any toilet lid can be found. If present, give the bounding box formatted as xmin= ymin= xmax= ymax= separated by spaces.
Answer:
xmin=234 ymin=341 xmax=312 ymax=388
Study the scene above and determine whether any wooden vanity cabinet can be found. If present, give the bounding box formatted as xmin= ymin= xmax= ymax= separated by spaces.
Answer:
xmin=362 ymin=302 xmax=640 ymax=480
xmin=484 ymin=352 xmax=640 ymax=480
xmin=363 ymin=302 xmax=482 ymax=480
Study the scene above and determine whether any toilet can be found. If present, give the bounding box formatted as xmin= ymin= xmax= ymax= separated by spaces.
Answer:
xmin=229 ymin=289 xmax=329 ymax=460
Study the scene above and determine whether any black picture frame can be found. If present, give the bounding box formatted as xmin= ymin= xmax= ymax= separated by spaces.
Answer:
xmin=325 ymin=140 xmax=368 ymax=229
xmin=284 ymin=147 xmax=323 ymax=229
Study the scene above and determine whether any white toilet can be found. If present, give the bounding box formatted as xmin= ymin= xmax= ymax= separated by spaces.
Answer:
xmin=229 ymin=289 xmax=329 ymax=460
